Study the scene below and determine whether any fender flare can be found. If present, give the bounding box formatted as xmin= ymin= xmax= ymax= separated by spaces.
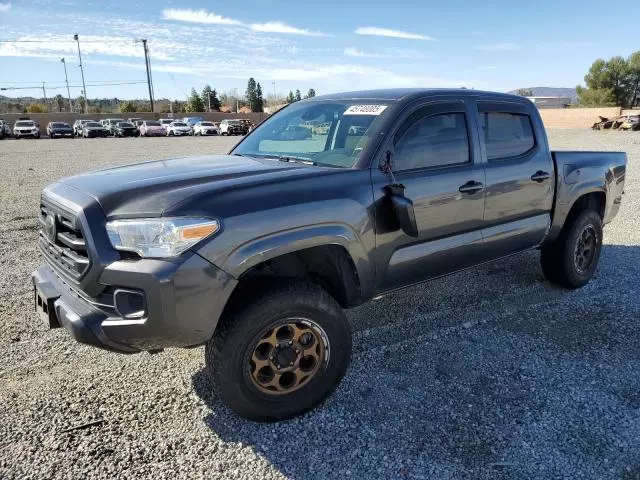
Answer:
xmin=222 ymin=224 xmax=374 ymax=298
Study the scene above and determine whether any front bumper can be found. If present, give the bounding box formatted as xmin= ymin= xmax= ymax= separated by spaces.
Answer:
xmin=85 ymin=131 xmax=106 ymax=137
xmin=32 ymin=252 xmax=237 ymax=353
xmin=15 ymin=131 xmax=39 ymax=137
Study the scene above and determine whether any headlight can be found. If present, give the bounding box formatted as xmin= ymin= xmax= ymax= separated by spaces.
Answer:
xmin=106 ymin=217 xmax=220 ymax=258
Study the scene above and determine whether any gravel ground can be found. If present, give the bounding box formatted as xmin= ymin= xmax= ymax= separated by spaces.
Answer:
xmin=0 ymin=131 xmax=639 ymax=480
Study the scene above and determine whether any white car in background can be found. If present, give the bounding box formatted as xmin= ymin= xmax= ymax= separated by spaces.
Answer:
xmin=165 ymin=121 xmax=192 ymax=136
xmin=13 ymin=120 xmax=40 ymax=139
xmin=193 ymin=121 xmax=219 ymax=136
xmin=159 ymin=118 xmax=173 ymax=127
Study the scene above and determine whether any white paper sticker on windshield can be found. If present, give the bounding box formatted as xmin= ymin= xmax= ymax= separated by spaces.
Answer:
xmin=344 ymin=105 xmax=388 ymax=115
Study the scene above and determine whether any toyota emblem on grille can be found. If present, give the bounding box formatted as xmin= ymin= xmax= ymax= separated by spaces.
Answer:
xmin=44 ymin=213 xmax=57 ymax=243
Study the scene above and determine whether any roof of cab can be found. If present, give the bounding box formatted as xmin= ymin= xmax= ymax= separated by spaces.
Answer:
xmin=311 ymin=88 xmax=522 ymax=103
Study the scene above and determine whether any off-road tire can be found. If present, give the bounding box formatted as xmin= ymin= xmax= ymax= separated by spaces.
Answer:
xmin=541 ymin=209 xmax=603 ymax=289
xmin=205 ymin=279 xmax=352 ymax=422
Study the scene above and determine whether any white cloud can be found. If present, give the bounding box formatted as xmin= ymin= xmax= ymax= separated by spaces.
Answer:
xmin=249 ymin=21 xmax=325 ymax=37
xmin=344 ymin=47 xmax=427 ymax=59
xmin=0 ymin=3 xmax=11 ymax=12
xmin=354 ymin=27 xmax=433 ymax=41
xmin=0 ymin=36 xmax=175 ymax=61
xmin=344 ymin=47 xmax=385 ymax=58
xmin=474 ymin=42 xmax=519 ymax=51
xmin=161 ymin=8 xmax=243 ymax=26
xmin=161 ymin=9 xmax=325 ymax=36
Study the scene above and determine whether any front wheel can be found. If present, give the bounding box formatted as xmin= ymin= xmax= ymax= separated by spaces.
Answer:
xmin=541 ymin=209 xmax=603 ymax=289
xmin=205 ymin=280 xmax=351 ymax=422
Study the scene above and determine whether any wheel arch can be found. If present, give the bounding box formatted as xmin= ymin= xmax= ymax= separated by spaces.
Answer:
xmin=221 ymin=227 xmax=370 ymax=311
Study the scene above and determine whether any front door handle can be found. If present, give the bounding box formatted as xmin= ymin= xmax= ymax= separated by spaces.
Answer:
xmin=531 ymin=170 xmax=551 ymax=183
xmin=458 ymin=181 xmax=484 ymax=195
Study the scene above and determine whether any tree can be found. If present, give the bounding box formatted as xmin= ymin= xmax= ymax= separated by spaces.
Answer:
xmin=575 ymin=86 xmax=615 ymax=107
xmin=286 ymin=91 xmax=295 ymax=103
xmin=295 ymin=89 xmax=302 ymax=102
xmin=53 ymin=94 xmax=65 ymax=112
xmin=305 ymin=88 xmax=316 ymax=99
xmin=210 ymin=89 xmax=222 ymax=111
xmin=76 ymin=95 xmax=86 ymax=112
xmin=254 ymin=82 xmax=264 ymax=112
xmin=246 ymin=77 xmax=258 ymax=111
xmin=119 ymin=100 xmax=137 ymax=113
xmin=627 ymin=51 xmax=640 ymax=107
xmin=515 ymin=88 xmax=533 ymax=97
xmin=202 ymin=84 xmax=213 ymax=112
xmin=186 ymin=88 xmax=205 ymax=112
xmin=577 ymin=52 xmax=640 ymax=107
xmin=26 ymin=103 xmax=47 ymax=113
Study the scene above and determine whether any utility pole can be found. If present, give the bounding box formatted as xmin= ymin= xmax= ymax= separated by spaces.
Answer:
xmin=61 ymin=58 xmax=73 ymax=112
xmin=73 ymin=34 xmax=88 ymax=114
xmin=138 ymin=39 xmax=154 ymax=112
xmin=272 ymin=81 xmax=276 ymax=109
xmin=41 ymin=81 xmax=47 ymax=105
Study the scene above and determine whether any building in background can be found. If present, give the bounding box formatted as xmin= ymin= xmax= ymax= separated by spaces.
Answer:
xmin=527 ymin=96 xmax=572 ymax=109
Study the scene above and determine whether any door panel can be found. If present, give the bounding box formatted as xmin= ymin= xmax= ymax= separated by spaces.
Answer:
xmin=480 ymin=214 xmax=550 ymax=259
xmin=372 ymin=100 xmax=486 ymax=293
xmin=475 ymin=102 xmax=555 ymax=255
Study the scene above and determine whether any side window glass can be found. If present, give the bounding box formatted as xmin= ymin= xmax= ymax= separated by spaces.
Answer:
xmin=393 ymin=113 xmax=470 ymax=170
xmin=479 ymin=112 xmax=535 ymax=160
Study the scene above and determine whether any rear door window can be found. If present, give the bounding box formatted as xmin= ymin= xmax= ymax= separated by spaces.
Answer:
xmin=479 ymin=112 xmax=535 ymax=160
xmin=393 ymin=112 xmax=471 ymax=170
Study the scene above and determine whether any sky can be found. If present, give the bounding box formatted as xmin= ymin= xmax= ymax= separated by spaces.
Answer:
xmin=0 ymin=0 xmax=638 ymax=101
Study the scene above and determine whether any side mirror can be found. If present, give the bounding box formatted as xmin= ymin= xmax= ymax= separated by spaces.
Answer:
xmin=385 ymin=184 xmax=418 ymax=237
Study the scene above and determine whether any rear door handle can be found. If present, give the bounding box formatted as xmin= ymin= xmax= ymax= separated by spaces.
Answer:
xmin=531 ymin=171 xmax=551 ymax=183
xmin=458 ymin=181 xmax=484 ymax=195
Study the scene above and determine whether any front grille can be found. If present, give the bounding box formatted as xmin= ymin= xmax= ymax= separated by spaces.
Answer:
xmin=38 ymin=204 xmax=91 ymax=280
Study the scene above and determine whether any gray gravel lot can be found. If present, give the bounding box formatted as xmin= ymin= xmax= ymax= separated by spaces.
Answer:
xmin=1 ymin=131 xmax=639 ymax=479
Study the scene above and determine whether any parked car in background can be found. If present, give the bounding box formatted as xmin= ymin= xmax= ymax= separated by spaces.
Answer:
xmin=182 ymin=116 xmax=204 ymax=128
xmin=114 ymin=122 xmax=138 ymax=137
xmin=219 ymin=119 xmax=246 ymax=136
xmin=313 ymin=122 xmax=331 ymax=135
xmin=0 ymin=119 xmax=11 ymax=139
xmin=278 ymin=124 xmax=313 ymax=140
xmin=159 ymin=118 xmax=174 ymax=127
xmin=47 ymin=122 xmax=74 ymax=138
xmin=13 ymin=120 xmax=40 ymax=139
xmin=104 ymin=118 xmax=126 ymax=136
xmin=239 ymin=119 xmax=253 ymax=132
xmin=619 ymin=115 xmax=640 ymax=131
xmin=127 ymin=117 xmax=143 ymax=126
xmin=132 ymin=120 xmax=145 ymax=135
xmin=80 ymin=121 xmax=107 ymax=138
xmin=139 ymin=120 xmax=166 ymax=137
xmin=73 ymin=119 xmax=95 ymax=136
xmin=193 ymin=121 xmax=219 ymax=136
xmin=166 ymin=121 xmax=193 ymax=136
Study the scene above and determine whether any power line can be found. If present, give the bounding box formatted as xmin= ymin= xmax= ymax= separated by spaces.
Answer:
xmin=0 ymin=81 xmax=149 ymax=91
xmin=0 ymin=39 xmax=137 ymax=44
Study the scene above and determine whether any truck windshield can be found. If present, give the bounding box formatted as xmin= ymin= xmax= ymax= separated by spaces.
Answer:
xmin=232 ymin=101 xmax=391 ymax=168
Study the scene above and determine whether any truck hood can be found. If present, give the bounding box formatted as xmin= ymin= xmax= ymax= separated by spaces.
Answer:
xmin=55 ymin=154 xmax=323 ymax=218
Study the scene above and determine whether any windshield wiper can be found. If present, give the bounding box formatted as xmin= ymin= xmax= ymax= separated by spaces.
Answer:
xmin=277 ymin=155 xmax=316 ymax=165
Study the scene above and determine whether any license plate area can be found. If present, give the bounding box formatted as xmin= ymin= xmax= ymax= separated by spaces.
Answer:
xmin=34 ymin=282 xmax=60 ymax=329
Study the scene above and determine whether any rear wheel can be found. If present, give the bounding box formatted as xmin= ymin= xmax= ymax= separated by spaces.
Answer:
xmin=541 ymin=209 xmax=603 ymax=289
xmin=205 ymin=280 xmax=351 ymax=421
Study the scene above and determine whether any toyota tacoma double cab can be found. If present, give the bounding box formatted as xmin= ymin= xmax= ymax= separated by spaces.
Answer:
xmin=33 ymin=89 xmax=626 ymax=421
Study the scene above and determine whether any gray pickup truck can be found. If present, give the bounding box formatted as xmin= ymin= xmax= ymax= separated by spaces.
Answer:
xmin=33 ymin=89 xmax=626 ymax=421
